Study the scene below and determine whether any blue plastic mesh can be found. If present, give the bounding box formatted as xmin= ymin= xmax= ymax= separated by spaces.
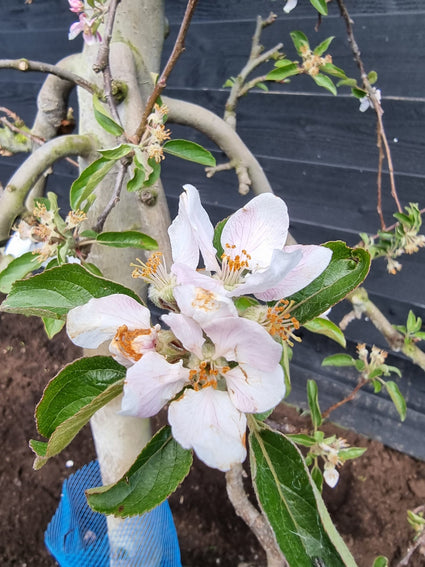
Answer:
xmin=45 ymin=460 xmax=182 ymax=566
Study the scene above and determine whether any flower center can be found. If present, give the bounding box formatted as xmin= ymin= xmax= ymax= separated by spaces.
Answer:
xmin=131 ymin=252 xmax=174 ymax=289
xmin=266 ymin=300 xmax=301 ymax=346
xmin=220 ymin=243 xmax=252 ymax=288
xmin=189 ymin=360 xmax=230 ymax=391
xmin=111 ymin=325 xmax=156 ymax=362
xmin=191 ymin=288 xmax=219 ymax=312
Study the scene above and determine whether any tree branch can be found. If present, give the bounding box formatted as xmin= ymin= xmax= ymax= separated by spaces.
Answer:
xmin=163 ymin=96 xmax=273 ymax=195
xmin=134 ymin=0 xmax=199 ymax=142
xmin=0 ymin=134 xmax=95 ymax=241
xmin=93 ymin=160 xmax=128 ymax=233
xmin=0 ymin=58 xmax=97 ymax=95
xmin=347 ymin=287 xmax=425 ymax=372
xmin=225 ymin=463 xmax=287 ymax=567
xmin=93 ymin=0 xmax=123 ymax=126
xmin=335 ymin=0 xmax=402 ymax=227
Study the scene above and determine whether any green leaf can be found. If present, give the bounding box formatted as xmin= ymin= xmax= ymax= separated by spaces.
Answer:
xmin=367 ymin=71 xmax=378 ymax=85
xmin=384 ymin=381 xmax=407 ymax=421
xmin=0 ymin=252 xmax=43 ymax=293
xmin=274 ymin=59 xmax=297 ymax=69
xmin=312 ymin=73 xmax=337 ymax=95
xmin=320 ymin=63 xmax=347 ymax=79
xmin=286 ymin=433 xmax=317 ymax=447
xmin=70 ymin=157 xmax=115 ymax=210
xmin=287 ymin=241 xmax=371 ymax=325
xmin=213 ymin=216 xmax=228 ymax=260
xmin=290 ymin=31 xmax=310 ymax=55
xmin=96 ymin=231 xmax=158 ymax=250
xmin=307 ymin=380 xmax=322 ymax=428
xmin=338 ymin=447 xmax=367 ymax=461
xmin=266 ymin=63 xmax=299 ymax=82
xmin=321 ymin=353 xmax=356 ymax=367
xmin=310 ymin=0 xmax=328 ymax=15
xmin=233 ymin=296 xmax=259 ymax=313
xmin=36 ymin=356 xmax=126 ymax=437
xmin=163 ymin=139 xmax=216 ymax=167
xmin=127 ymin=165 xmax=146 ymax=193
xmin=337 ymin=78 xmax=358 ymax=88
xmin=314 ymin=36 xmax=334 ymax=56
xmin=351 ymin=86 xmax=367 ymax=99
xmin=93 ymin=95 xmax=124 ymax=137
xmin=32 ymin=378 xmax=124 ymax=469
xmin=99 ymin=144 xmax=133 ymax=160
xmin=311 ymin=464 xmax=323 ymax=492
xmin=1 ymin=263 xmax=141 ymax=320
xmin=304 ymin=318 xmax=346 ymax=348
xmin=249 ymin=425 xmax=357 ymax=566
xmin=143 ymin=157 xmax=162 ymax=188
xmin=87 ymin=426 xmax=192 ymax=517
xmin=372 ymin=557 xmax=388 ymax=567
xmin=42 ymin=317 xmax=65 ymax=339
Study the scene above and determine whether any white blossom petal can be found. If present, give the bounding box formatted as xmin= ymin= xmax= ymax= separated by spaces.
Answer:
xmin=203 ymin=317 xmax=282 ymax=372
xmin=283 ymin=0 xmax=298 ymax=13
xmin=168 ymin=185 xmax=220 ymax=272
xmin=168 ymin=387 xmax=247 ymax=471
xmin=254 ymin=244 xmax=332 ymax=301
xmin=171 ymin=262 xmax=223 ymax=291
xmin=66 ymin=294 xmax=151 ymax=348
xmin=323 ymin=467 xmax=339 ymax=488
xmin=229 ymin=248 xmax=302 ymax=298
xmin=173 ymin=284 xmax=237 ymax=326
xmin=220 ymin=193 xmax=289 ymax=270
xmin=121 ymin=352 xmax=190 ymax=418
xmin=225 ymin=363 xmax=285 ymax=414
xmin=161 ymin=312 xmax=204 ymax=359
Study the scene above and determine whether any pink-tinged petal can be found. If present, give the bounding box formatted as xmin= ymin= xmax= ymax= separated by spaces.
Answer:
xmin=254 ymin=244 xmax=333 ymax=301
xmin=161 ymin=312 xmax=204 ymax=359
xmin=168 ymin=185 xmax=219 ymax=272
xmin=229 ymin=248 xmax=302 ymax=298
xmin=174 ymin=284 xmax=237 ymax=326
xmin=171 ymin=262 xmax=224 ymax=292
xmin=168 ymin=387 xmax=247 ymax=471
xmin=220 ymin=193 xmax=289 ymax=270
xmin=323 ymin=467 xmax=339 ymax=488
xmin=121 ymin=352 xmax=190 ymax=418
xmin=68 ymin=20 xmax=83 ymax=40
xmin=203 ymin=317 xmax=282 ymax=372
xmin=225 ymin=363 xmax=285 ymax=414
xmin=66 ymin=294 xmax=151 ymax=349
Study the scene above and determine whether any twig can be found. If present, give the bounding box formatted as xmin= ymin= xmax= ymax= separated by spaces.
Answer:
xmin=397 ymin=505 xmax=425 ymax=566
xmin=134 ymin=0 xmax=199 ymax=142
xmin=93 ymin=160 xmax=128 ymax=233
xmin=225 ymin=463 xmax=287 ymax=567
xmin=335 ymin=0 xmax=402 ymax=228
xmin=93 ymin=0 xmax=123 ymax=126
xmin=322 ymin=377 xmax=369 ymax=420
xmin=348 ymin=287 xmax=425 ymax=372
xmin=0 ymin=59 xmax=97 ymax=95
xmin=224 ymin=14 xmax=282 ymax=128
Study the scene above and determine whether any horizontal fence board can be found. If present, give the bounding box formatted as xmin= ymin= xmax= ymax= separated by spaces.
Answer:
xmin=163 ymin=13 xmax=425 ymax=98
xmin=165 ymin=87 xmax=425 ymax=175
xmin=165 ymin=0 xmax=425 ymax=23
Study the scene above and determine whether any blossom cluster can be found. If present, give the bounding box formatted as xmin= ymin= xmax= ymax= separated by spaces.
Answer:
xmin=66 ymin=185 xmax=332 ymax=471
xmin=68 ymin=0 xmax=105 ymax=45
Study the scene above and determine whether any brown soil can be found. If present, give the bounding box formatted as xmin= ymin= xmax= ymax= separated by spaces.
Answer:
xmin=1 ymin=309 xmax=424 ymax=567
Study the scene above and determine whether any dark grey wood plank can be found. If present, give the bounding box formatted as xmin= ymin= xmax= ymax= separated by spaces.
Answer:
xmin=165 ymin=0 xmax=425 ymax=23
xmin=165 ymin=88 xmax=425 ymax=175
xmin=163 ymin=13 xmax=425 ymax=98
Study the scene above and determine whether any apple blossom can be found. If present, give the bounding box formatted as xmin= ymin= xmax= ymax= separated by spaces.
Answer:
xmin=68 ymin=0 xmax=84 ymax=13
xmin=66 ymin=294 xmax=160 ymax=366
xmin=69 ymin=13 xmax=102 ymax=44
xmin=169 ymin=184 xmax=332 ymax=302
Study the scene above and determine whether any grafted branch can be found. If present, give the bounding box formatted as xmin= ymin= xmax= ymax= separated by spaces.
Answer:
xmin=164 ymin=96 xmax=273 ymax=195
xmin=0 ymin=58 xmax=97 ymax=95
xmin=0 ymin=134 xmax=95 ymax=241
